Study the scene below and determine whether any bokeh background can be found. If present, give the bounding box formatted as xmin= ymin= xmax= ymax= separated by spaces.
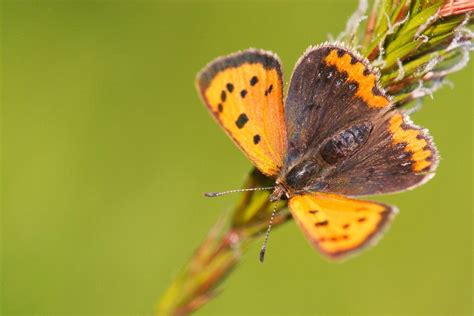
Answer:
xmin=2 ymin=1 xmax=472 ymax=315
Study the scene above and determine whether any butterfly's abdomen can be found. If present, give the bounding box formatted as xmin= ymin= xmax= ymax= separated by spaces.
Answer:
xmin=320 ymin=123 xmax=372 ymax=165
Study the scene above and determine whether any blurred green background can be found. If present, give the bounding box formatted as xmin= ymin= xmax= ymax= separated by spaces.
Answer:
xmin=2 ymin=1 xmax=472 ymax=315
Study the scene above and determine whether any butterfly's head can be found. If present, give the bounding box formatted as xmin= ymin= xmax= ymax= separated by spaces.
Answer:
xmin=269 ymin=182 xmax=289 ymax=203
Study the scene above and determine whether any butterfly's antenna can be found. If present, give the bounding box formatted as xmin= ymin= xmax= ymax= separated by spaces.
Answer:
xmin=204 ymin=186 xmax=275 ymax=198
xmin=259 ymin=200 xmax=279 ymax=263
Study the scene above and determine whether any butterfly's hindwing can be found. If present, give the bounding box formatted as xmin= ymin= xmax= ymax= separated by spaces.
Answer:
xmin=322 ymin=111 xmax=438 ymax=195
xmin=289 ymin=192 xmax=397 ymax=260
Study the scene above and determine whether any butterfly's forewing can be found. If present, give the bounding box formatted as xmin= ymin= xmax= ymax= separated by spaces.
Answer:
xmin=283 ymin=44 xmax=437 ymax=195
xmin=288 ymin=192 xmax=397 ymax=259
xmin=196 ymin=50 xmax=287 ymax=177
xmin=284 ymin=44 xmax=390 ymax=168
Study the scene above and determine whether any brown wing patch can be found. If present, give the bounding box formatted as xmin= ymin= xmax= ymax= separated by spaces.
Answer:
xmin=289 ymin=192 xmax=396 ymax=260
xmin=196 ymin=50 xmax=287 ymax=177
xmin=388 ymin=113 xmax=434 ymax=172
xmin=283 ymin=44 xmax=392 ymax=178
xmin=319 ymin=109 xmax=438 ymax=196
xmin=323 ymin=49 xmax=390 ymax=108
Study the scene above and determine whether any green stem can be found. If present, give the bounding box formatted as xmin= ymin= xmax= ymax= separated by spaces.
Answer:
xmin=157 ymin=170 xmax=289 ymax=316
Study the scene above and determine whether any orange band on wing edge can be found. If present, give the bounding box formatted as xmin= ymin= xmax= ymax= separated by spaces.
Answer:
xmin=324 ymin=49 xmax=390 ymax=108
xmin=388 ymin=113 xmax=434 ymax=172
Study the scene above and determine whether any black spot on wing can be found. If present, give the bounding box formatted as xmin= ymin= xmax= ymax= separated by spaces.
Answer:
xmin=240 ymin=89 xmax=247 ymax=98
xmin=264 ymin=84 xmax=273 ymax=96
xmin=226 ymin=83 xmax=234 ymax=92
xmin=235 ymin=113 xmax=249 ymax=129
xmin=253 ymin=134 xmax=261 ymax=144
xmin=348 ymin=82 xmax=358 ymax=92
xmin=372 ymin=86 xmax=383 ymax=96
xmin=335 ymin=78 xmax=344 ymax=87
xmin=221 ymin=90 xmax=226 ymax=102
xmin=250 ymin=76 xmax=258 ymax=86
xmin=217 ymin=104 xmax=223 ymax=112
xmin=326 ymin=70 xmax=334 ymax=79
xmin=315 ymin=220 xmax=329 ymax=227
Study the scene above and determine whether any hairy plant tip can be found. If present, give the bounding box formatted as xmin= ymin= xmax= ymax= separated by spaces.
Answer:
xmin=440 ymin=0 xmax=474 ymax=17
xmin=157 ymin=1 xmax=473 ymax=315
xmin=345 ymin=0 xmax=473 ymax=107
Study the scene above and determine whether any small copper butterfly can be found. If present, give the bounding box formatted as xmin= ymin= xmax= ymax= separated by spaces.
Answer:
xmin=196 ymin=44 xmax=438 ymax=261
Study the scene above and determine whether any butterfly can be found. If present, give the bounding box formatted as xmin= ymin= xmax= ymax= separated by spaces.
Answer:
xmin=196 ymin=43 xmax=438 ymax=261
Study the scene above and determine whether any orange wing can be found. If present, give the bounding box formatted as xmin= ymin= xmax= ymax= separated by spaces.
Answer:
xmin=288 ymin=192 xmax=397 ymax=260
xmin=196 ymin=49 xmax=287 ymax=177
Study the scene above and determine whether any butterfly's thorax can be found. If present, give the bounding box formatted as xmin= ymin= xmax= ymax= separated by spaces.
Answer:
xmin=281 ymin=160 xmax=324 ymax=190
